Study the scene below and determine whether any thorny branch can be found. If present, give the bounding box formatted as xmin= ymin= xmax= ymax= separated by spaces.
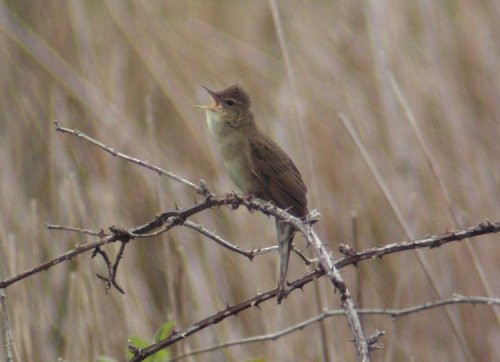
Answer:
xmin=1 ymin=194 xmax=499 ymax=361
xmin=127 ymin=218 xmax=500 ymax=361
xmin=1 ymin=123 xmax=497 ymax=362
xmin=167 ymin=294 xmax=500 ymax=361
xmin=52 ymin=122 xmax=352 ymax=359
xmin=0 ymin=289 xmax=14 ymax=362
xmin=54 ymin=120 xmax=209 ymax=196
xmin=92 ymin=232 xmax=128 ymax=295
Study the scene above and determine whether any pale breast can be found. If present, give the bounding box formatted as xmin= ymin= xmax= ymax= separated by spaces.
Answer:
xmin=224 ymin=157 xmax=261 ymax=194
xmin=205 ymin=111 xmax=222 ymax=137
xmin=205 ymin=110 xmax=264 ymax=194
xmin=220 ymin=135 xmax=262 ymax=194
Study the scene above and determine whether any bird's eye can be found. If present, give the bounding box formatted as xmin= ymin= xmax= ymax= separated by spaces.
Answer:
xmin=225 ymin=99 xmax=235 ymax=106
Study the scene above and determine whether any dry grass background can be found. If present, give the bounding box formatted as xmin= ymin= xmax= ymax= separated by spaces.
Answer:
xmin=0 ymin=0 xmax=499 ymax=361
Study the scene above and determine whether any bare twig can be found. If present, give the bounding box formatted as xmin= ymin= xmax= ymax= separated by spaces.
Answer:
xmin=128 ymin=270 xmax=322 ymax=362
xmin=165 ymin=295 xmax=499 ymax=361
xmin=93 ymin=247 xmax=116 ymax=292
xmin=1 ymin=195 xmax=498 ymax=362
xmin=48 ymin=218 xmax=312 ymax=264
xmin=54 ymin=120 xmax=206 ymax=195
xmin=46 ymin=223 xmax=105 ymax=237
xmin=3 ymin=194 xmax=499 ymax=293
xmin=127 ymin=212 xmax=500 ymax=361
xmin=0 ymin=289 xmax=14 ymax=362
xmin=291 ymin=245 xmax=316 ymax=265
xmin=95 ymin=227 xmax=131 ymax=294
xmin=0 ymin=235 xmax=116 ymax=289
xmin=183 ymin=219 xmax=315 ymax=263
xmin=110 ymin=241 xmax=127 ymax=293
xmin=360 ymin=295 xmax=500 ymax=317
xmin=128 ymin=224 xmax=171 ymax=238
xmin=5 ymin=120 xmax=500 ymax=362
xmin=93 ymin=243 xmax=126 ymax=295
xmin=183 ymin=220 xmax=255 ymax=259
xmin=251 ymin=199 xmax=368 ymax=360
xmin=55 ymin=121 xmax=369 ymax=350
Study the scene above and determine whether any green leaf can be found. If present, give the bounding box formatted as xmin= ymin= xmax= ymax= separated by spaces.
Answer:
xmin=149 ymin=321 xmax=175 ymax=361
xmin=126 ymin=336 xmax=149 ymax=360
xmin=126 ymin=322 xmax=175 ymax=362
xmin=154 ymin=321 xmax=176 ymax=342
xmin=128 ymin=335 xmax=149 ymax=349
xmin=151 ymin=349 xmax=169 ymax=362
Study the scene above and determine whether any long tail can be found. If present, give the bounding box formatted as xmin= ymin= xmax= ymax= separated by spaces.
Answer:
xmin=276 ymin=220 xmax=295 ymax=304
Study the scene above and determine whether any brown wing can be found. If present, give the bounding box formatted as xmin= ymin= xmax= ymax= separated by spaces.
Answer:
xmin=249 ymin=132 xmax=308 ymax=218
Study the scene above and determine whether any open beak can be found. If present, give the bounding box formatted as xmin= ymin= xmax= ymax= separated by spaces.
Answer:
xmin=194 ymin=85 xmax=220 ymax=109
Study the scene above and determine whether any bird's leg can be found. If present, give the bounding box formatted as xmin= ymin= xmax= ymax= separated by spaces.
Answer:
xmin=223 ymin=192 xmax=255 ymax=210
xmin=222 ymin=191 xmax=242 ymax=210
xmin=223 ymin=191 xmax=235 ymax=204
xmin=276 ymin=220 xmax=295 ymax=304
xmin=223 ymin=192 xmax=255 ymax=203
xmin=305 ymin=209 xmax=321 ymax=225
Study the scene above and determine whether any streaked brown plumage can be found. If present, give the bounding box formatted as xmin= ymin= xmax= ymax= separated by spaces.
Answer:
xmin=196 ymin=84 xmax=308 ymax=303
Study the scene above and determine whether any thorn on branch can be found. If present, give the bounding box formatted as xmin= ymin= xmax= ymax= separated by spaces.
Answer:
xmin=109 ymin=225 xmax=133 ymax=242
xmin=224 ymin=191 xmax=241 ymax=210
xmin=335 ymin=280 xmax=347 ymax=297
xmin=431 ymin=229 xmax=455 ymax=248
xmin=241 ymin=193 xmax=256 ymax=213
xmin=128 ymin=342 xmax=140 ymax=356
xmin=366 ymin=329 xmax=385 ymax=353
xmin=166 ymin=216 xmax=184 ymax=226
xmin=305 ymin=209 xmax=320 ymax=225
xmin=199 ymin=179 xmax=214 ymax=199
xmin=478 ymin=219 xmax=493 ymax=231
xmin=91 ymin=246 xmax=108 ymax=261
xmin=338 ymin=244 xmax=358 ymax=258
xmin=92 ymin=241 xmax=126 ymax=295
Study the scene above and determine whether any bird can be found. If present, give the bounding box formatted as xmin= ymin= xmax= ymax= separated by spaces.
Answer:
xmin=196 ymin=84 xmax=308 ymax=303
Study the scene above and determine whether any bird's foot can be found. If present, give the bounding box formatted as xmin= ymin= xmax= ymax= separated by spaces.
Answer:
xmin=276 ymin=283 xmax=291 ymax=304
xmin=223 ymin=191 xmax=234 ymax=204
xmin=223 ymin=191 xmax=240 ymax=209
xmin=240 ymin=193 xmax=255 ymax=201
xmin=225 ymin=192 xmax=256 ymax=210
xmin=225 ymin=191 xmax=255 ymax=199
xmin=305 ymin=209 xmax=321 ymax=225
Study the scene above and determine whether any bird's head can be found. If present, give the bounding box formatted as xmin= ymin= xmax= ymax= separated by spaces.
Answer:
xmin=196 ymin=85 xmax=253 ymax=128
